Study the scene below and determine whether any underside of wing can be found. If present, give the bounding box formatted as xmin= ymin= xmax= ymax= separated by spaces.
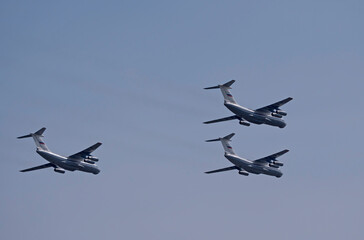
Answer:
xmin=205 ymin=166 xmax=239 ymax=174
xmin=255 ymin=97 xmax=293 ymax=114
xmin=68 ymin=142 xmax=102 ymax=160
xmin=254 ymin=149 xmax=289 ymax=165
xmin=204 ymin=115 xmax=240 ymax=124
xmin=20 ymin=163 xmax=56 ymax=172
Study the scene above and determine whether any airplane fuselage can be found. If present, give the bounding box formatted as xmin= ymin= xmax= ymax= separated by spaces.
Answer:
xmin=36 ymin=148 xmax=100 ymax=174
xmin=225 ymin=153 xmax=282 ymax=178
xmin=224 ymin=102 xmax=286 ymax=128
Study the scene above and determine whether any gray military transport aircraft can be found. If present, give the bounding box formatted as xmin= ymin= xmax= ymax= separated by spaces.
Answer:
xmin=18 ymin=128 xmax=102 ymax=174
xmin=205 ymin=133 xmax=288 ymax=178
xmin=204 ymin=80 xmax=292 ymax=128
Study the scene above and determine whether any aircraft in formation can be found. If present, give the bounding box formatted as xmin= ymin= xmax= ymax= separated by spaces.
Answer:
xmin=17 ymin=81 xmax=291 ymax=178
xmin=204 ymin=80 xmax=292 ymax=128
xmin=205 ymin=133 xmax=288 ymax=178
xmin=18 ymin=128 xmax=102 ymax=174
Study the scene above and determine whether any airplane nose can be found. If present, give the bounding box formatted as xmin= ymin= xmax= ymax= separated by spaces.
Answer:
xmin=93 ymin=168 xmax=100 ymax=175
xmin=279 ymin=122 xmax=286 ymax=128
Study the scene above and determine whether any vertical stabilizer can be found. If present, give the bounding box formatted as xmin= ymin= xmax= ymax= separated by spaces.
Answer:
xmin=204 ymin=80 xmax=237 ymax=104
xmin=206 ymin=133 xmax=236 ymax=155
xmin=17 ymin=127 xmax=50 ymax=151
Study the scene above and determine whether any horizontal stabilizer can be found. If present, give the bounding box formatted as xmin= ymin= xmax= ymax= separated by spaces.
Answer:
xmin=17 ymin=127 xmax=46 ymax=139
xmin=223 ymin=133 xmax=235 ymax=140
xmin=17 ymin=134 xmax=32 ymax=139
xmin=17 ymin=127 xmax=49 ymax=151
xmin=222 ymin=80 xmax=235 ymax=88
xmin=204 ymin=85 xmax=220 ymax=90
xmin=205 ymin=138 xmax=221 ymax=142
xmin=205 ymin=133 xmax=236 ymax=155
xmin=206 ymin=133 xmax=235 ymax=142
xmin=204 ymin=80 xmax=235 ymax=90
xmin=34 ymin=127 xmax=46 ymax=136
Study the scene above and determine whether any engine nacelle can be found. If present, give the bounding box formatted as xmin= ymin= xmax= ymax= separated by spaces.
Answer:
xmin=239 ymin=121 xmax=250 ymax=126
xmin=271 ymin=113 xmax=283 ymax=118
xmin=86 ymin=156 xmax=99 ymax=162
xmin=84 ymin=159 xmax=96 ymax=164
xmin=276 ymin=110 xmax=287 ymax=116
xmin=273 ymin=161 xmax=284 ymax=167
xmin=238 ymin=171 xmax=249 ymax=176
xmin=269 ymin=163 xmax=280 ymax=168
xmin=54 ymin=168 xmax=65 ymax=174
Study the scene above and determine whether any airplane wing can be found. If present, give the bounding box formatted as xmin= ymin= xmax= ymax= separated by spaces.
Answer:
xmin=20 ymin=163 xmax=56 ymax=172
xmin=68 ymin=142 xmax=102 ymax=160
xmin=255 ymin=97 xmax=293 ymax=114
xmin=253 ymin=149 xmax=289 ymax=165
xmin=204 ymin=115 xmax=241 ymax=124
xmin=205 ymin=166 xmax=239 ymax=174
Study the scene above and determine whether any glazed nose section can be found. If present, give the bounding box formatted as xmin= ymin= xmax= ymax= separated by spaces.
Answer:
xmin=93 ymin=168 xmax=101 ymax=175
xmin=279 ymin=121 xmax=287 ymax=128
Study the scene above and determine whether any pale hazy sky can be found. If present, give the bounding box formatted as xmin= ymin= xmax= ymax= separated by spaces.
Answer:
xmin=1 ymin=1 xmax=364 ymax=239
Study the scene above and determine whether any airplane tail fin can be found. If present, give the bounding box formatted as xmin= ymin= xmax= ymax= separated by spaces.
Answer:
xmin=206 ymin=133 xmax=236 ymax=155
xmin=204 ymin=80 xmax=237 ymax=104
xmin=17 ymin=127 xmax=49 ymax=151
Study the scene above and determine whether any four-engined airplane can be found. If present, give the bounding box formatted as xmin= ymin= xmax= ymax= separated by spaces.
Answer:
xmin=205 ymin=133 xmax=288 ymax=178
xmin=17 ymin=82 xmax=291 ymax=178
xmin=18 ymin=128 xmax=102 ymax=174
xmin=204 ymin=80 xmax=292 ymax=128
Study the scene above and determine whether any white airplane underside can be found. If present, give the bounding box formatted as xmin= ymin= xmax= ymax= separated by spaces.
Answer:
xmin=204 ymin=80 xmax=292 ymax=128
xmin=18 ymin=128 xmax=102 ymax=175
xmin=205 ymin=133 xmax=289 ymax=178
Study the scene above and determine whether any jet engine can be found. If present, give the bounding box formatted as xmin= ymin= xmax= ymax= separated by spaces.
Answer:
xmin=84 ymin=159 xmax=96 ymax=164
xmin=269 ymin=163 xmax=280 ymax=168
xmin=273 ymin=161 xmax=284 ymax=167
xmin=276 ymin=110 xmax=287 ymax=116
xmin=86 ymin=156 xmax=99 ymax=162
xmin=271 ymin=113 xmax=283 ymax=118
xmin=238 ymin=171 xmax=249 ymax=176
xmin=239 ymin=121 xmax=250 ymax=126
xmin=54 ymin=168 xmax=65 ymax=174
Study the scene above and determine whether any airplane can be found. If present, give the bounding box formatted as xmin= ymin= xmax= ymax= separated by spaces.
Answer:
xmin=205 ymin=133 xmax=288 ymax=178
xmin=204 ymin=80 xmax=292 ymax=128
xmin=18 ymin=127 xmax=102 ymax=175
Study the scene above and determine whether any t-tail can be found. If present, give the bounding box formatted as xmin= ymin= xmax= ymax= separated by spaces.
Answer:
xmin=206 ymin=133 xmax=236 ymax=155
xmin=204 ymin=80 xmax=237 ymax=104
xmin=17 ymin=127 xmax=49 ymax=151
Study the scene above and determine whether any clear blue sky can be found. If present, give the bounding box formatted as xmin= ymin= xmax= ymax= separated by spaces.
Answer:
xmin=1 ymin=1 xmax=364 ymax=239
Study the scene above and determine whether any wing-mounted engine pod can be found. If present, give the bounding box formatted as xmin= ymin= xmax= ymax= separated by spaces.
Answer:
xmin=269 ymin=163 xmax=280 ymax=168
xmin=84 ymin=159 xmax=96 ymax=164
xmin=238 ymin=171 xmax=249 ymax=176
xmin=273 ymin=161 xmax=283 ymax=167
xmin=54 ymin=168 xmax=65 ymax=174
xmin=239 ymin=121 xmax=250 ymax=126
xmin=86 ymin=156 xmax=99 ymax=162
xmin=271 ymin=113 xmax=283 ymax=118
xmin=276 ymin=109 xmax=287 ymax=116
